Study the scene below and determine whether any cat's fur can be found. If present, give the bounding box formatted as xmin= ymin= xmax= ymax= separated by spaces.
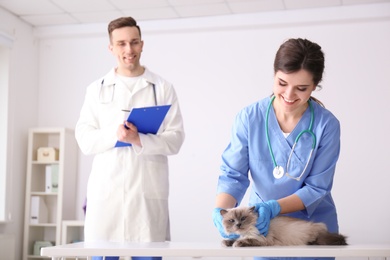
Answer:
xmin=220 ymin=206 xmax=347 ymax=247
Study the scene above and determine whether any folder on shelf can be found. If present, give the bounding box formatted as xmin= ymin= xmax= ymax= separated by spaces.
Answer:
xmin=115 ymin=105 xmax=171 ymax=147
xmin=30 ymin=196 xmax=48 ymax=224
xmin=45 ymin=165 xmax=59 ymax=193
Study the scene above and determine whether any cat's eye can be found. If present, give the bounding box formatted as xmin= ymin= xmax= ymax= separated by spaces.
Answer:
xmin=241 ymin=216 xmax=247 ymax=221
xmin=229 ymin=219 xmax=235 ymax=223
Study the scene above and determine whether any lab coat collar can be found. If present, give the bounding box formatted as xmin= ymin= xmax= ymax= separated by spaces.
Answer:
xmin=101 ymin=67 xmax=156 ymax=88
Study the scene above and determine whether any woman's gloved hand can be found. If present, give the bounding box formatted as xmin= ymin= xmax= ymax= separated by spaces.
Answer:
xmin=212 ymin=208 xmax=240 ymax=239
xmin=254 ymin=200 xmax=281 ymax=236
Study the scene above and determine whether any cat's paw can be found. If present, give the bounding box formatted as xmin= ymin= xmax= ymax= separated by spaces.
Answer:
xmin=233 ymin=240 xmax=251 ymax=247
xmin=222 ymin=239 xmax=235 ymax=247
xmin=233 ymin=238 xmax=265 ymax=247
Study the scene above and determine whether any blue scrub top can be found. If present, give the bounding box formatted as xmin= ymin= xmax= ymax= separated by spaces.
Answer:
xmin=217 ymin=96 xmax=341 ymax=232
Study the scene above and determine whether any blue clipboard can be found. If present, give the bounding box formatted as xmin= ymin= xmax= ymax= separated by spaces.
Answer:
xmin=115 ymin=105 xmax=171 ymax=147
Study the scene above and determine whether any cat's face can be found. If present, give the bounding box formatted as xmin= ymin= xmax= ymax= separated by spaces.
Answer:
xmin=220 ymin=206 xmax=258 ymax=235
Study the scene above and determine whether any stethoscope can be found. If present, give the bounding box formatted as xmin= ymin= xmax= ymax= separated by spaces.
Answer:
xmin=265 ymin=96 xmax=316 ymax=181
xmin=99 ymin=79 xmax=157 ymax=106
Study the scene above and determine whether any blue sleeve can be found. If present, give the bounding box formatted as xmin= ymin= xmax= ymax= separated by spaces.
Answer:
xmin=217 ymin=109 xmax=251 ymax=205
xmin=295 ymin=113 xmax=341 ymax=217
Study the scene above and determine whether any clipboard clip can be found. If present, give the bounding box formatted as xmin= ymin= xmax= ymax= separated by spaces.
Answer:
xmin=122 ymin=109 xmax=131 ymax=129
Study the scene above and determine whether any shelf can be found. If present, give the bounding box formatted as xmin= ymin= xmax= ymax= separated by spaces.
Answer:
xmin=30 ymin=192 xmax=58 ymax=196
xmin=29 ymin=224 xmax=57 ymax=227
xmin=27 ymin=255 xmax=50 ymax=259
xmin=62 ymin=221 xmax=84 ymax=244
xmin=23 ymin=128 xmax=78 ymax=260
xmin=32 ymin=161 xmax=59 ymax=164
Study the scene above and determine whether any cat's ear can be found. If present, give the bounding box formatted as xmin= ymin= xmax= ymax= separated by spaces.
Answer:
xmin=249 ymin=206 xmax=256 ymax=212
xmin=220 ymin=209 xmax=228 ymax=216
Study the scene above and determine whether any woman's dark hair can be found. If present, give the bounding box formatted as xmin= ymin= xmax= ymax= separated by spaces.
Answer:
xmin=274 ymin=38 xmax=325 ymax=106
xmin=108 ymin=17 xmax=141 ymax=41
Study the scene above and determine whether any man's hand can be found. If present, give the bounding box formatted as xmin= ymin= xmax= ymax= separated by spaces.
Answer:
xmin=117 ymin=121 xmax=142 ymax=147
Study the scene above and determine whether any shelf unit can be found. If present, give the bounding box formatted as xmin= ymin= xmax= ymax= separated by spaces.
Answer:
xmin=22 ymin=128 xmax=78 ymax=260
xmin=62 ymin=220 xmax=84 ymax=244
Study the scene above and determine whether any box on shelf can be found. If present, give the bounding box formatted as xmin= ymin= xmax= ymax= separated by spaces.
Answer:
xmin=37 ymin=147 xmax=59 ymax=162
xmin=30 ymin=196 xmax=48 ymax=224
xmin=33 ymin=241 xmax=53 ymax=255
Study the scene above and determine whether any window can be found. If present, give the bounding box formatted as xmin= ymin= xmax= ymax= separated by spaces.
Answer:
xmin=0 ymin=33 xmax=12 ymax=222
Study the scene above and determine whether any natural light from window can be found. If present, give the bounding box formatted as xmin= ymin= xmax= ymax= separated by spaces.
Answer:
xmin=0 ymin=44 xmax=10 ymax=221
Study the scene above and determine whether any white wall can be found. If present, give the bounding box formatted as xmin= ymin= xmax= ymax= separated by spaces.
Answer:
xmin=1 ymin=2 xmax=390 ymax=260
xmin=0 ymin=7 xmax=38 ymax=260
xmin=0 ymin=234 xmax=14 ymax=260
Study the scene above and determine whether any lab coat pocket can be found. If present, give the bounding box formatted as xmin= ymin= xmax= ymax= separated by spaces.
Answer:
xmin=142 ymin=156 xmax=169 ymax=200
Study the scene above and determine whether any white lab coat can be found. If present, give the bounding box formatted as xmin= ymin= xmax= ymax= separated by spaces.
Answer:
xmin=75 ymin=67 xmax=185 ymax=242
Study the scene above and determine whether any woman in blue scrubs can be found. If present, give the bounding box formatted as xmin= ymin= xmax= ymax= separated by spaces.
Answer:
xmin=213 ymin=38 xmax=341 ymax=260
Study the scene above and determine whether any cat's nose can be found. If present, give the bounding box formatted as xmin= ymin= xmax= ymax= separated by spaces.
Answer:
xmin=236 ymin=223 xmax=241 ymax=228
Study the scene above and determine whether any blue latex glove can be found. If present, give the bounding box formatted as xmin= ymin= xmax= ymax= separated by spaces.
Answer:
xmin=254 ymin=200 xmax=281 ymax=236
xmin=212 ymin=208 xmax=240 ymax=239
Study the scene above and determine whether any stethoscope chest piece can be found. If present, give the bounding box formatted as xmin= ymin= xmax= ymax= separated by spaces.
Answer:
xmin=273 ymin=166 xmax=284 ymax=179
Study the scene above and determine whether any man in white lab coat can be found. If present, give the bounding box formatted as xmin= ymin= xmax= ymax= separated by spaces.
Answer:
xmin=75 ymin=16 xmax=185 ymax=260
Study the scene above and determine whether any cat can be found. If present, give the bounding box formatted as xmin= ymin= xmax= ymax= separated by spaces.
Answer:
xmin=220 ymin=206 xmax=347 ymax=247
